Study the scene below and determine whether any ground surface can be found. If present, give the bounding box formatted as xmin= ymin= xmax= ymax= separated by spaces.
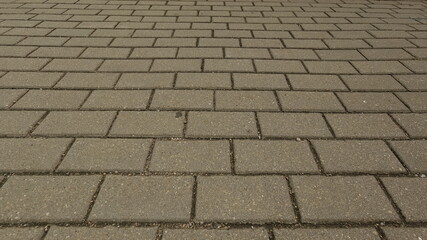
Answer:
xmin=0 ymin=0 xmax=426 ymax=239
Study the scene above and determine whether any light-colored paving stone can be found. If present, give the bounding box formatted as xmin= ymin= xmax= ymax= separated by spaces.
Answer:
xmin=44 ymin=226 xmax=157 ymax=240
xmin=274 ymin=228 xmax=380 ymax=240
xmin=162 ymin=228 xmax=269 ymax=240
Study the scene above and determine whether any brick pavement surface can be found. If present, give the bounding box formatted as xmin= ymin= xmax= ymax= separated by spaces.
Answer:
xmin=0 ymin=0 xmax=426 ymax=238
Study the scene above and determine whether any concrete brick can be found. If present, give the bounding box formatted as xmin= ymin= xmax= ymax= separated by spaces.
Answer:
xmin=382 ymin=177 xmax=427 ymax=222
xmin=0 ymin=89 xmax=26 ymax=109
xmin=0 ymin=175 xmax=101 ymax=223
xmin=233 ymin=73 xmax=289 ymax=90
xmin=277 ymin=91 xmax=344 ymax=112
xmin=291 ymin=176 xmax=399 ymax=222
xmin=304 ymin=61 xmax=357 ymax=74
xmin=337 ymin=92 xmax=409 ymax=112
xmin=195 ymin=176 xmax=295 ymax=223
xmin=352 ymin=61 xmax=411 ymax=74
xmin=43 ymin=59 xmax=103 ymax=72
xmin=0 ymin=228 xmax=45 ymax=240
xmin=186 ymin=112 xmax=258 ymax=138
xmin=341 ymin=75 xmax=405 ymax=91
xmin=0 ymin=72 xmax=62 ymax=88
xmin=116 ymin=73 xmax=174 ymax=89
xmin=0 ymin=111 xmax=45 ymax=137
xmin=12 ymin=90 xmax=89 ymax=110
xmin=234 ymin=140 xmax=318 ymax=173
xmin=33 ymin=111 xmax=115 ymax=137
xmin=0 ymin=138 xmax=71 ymax=172
xmin=0 ymin=57 xmax=49 ymax=71
xmin=288 ymin=74 xmax=347 ymax=91
xmin=98 ymin=60 xmax=152 ymax=72
xmin=162 ymin=229 xmax=269 ymax=240
xmin=150 ymin=90 xmax=213 ymax=110
xmin=255 ymin=60 xmax=306 ymax=73
xmin=258 ymin=113 xmax=332 ymax=138
xmin=313 ymin=140 xmax=405 ymax=173
xmin=382 ymin=227 xmax=427 ymax=240
xmin=389 ymin=140 xmax=427 ymax=173
xmin=109 ymin=111 xmax=184 ymax=137
xmin=82 ymin=90 xmax=151 ymax=110
xmin=80 ymin=47 xmax=131 ymax=59
xmin=150 ymin=140 xmax=230 ymax=173
xmin=205 ymin=59 xmax=254 ymax=72
xmin=30 ymin=47 xmax=84 ymax=58
xmin=151 ymin=59 xmax=201 ymax=72
xmin=274 ymin=228 xmax=380 ymax=240
xmin=58 ymin=138 xmax=152 ymax=172
xmin=55 ymin=73 xmax=119 ymax=89
xmin=271 ymin=49 xmax=318 ymax=60
xmin=392 ymin=114 xmax=427 ymax=138
xmin=216 ymin=91 xmax=279 ymax=111
xmin=89 ymin=176 xmax=193 ymax=221
xmin=326 ymin=114 xmax=407 ymax=139
xmin=45 ymin=226 xmax=157 ymax=240
xmin=175 ymin=73 xmax=232 ymax=89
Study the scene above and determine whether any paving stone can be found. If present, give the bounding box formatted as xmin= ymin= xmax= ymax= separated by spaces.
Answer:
xmin=394 ymin=75 xmax=427 ymax=91
xmin=151 ymin=90 xmax=213 ymax=110
xmin=287 ymin=74 xmax=347 ymax=91
xmin=195 ymin=176 xmax=295 ymax=223
xmin=55 ymin=73 xmax=120 ymax=89
xmin=89 ymin=176 xmax=193 ymax=221
xmin=80 ymin=47 xmax=131 ymax=59
xmin=0 ymin=71 xmax=62 ymax=88
xmin=392 ymin=114 xmax=427 ymax=138
xmin=12 ymin=90 xmax=89 ymax=110
xmin=271 ymin=49 xmax=318 ymax=60
xmin=82 ymin=90 xmax=151 ymax=110
xmin=216 ymin=90 xmax=279 ymax=111
xmin=381 ymin=177 xmax=427 ymax=222
xmin=64 ymin=37 xmax=112 ymax=47
xmin=0 ymin=46 xmax=37 ymax=57
xmin=337 ymin=92 xmax=409 ymax=112
xmin=326 ymin=114 xmax=407 ymax=139
xmin=313 ymin=140 xmax=405 ymax=173
xmin=0 ymin=111 xmax=45 ymax=137
xmin=109 ymin=111 xmax=184 ymax=137
xmin=226 ymin=48 xmax=271 ymax=59
xmin=352 ymin=61 xmax=411 ymax=74
xmin=360 ymin=49 xmax=413 ymax=60
xmin=234 ymin=140 xmax=318 ymax=174
xmin=162 ymin=228 xmax=269 ymax=240
xmin=33 ymin=111 xmax=115 ymax=137
xmin=98 ymin=60 xmax=152 ymax=72
xmin=151 ymin=59 xmax=201 ymax=72
xmin=316 ymin=50 xmax=365 ymax=60
xmin=0 ymin=57 xmax=49 ymax=71
xmin=255 ymin=60 xmax=306 ymax=73
xmin=0 ymin=228 xmax=45 ymax=240
xmin=186 ymin=112 xmax=258 ymax=138
xmin=131 ymin=47 xmax=177 ymax=58
xmin=58 ymin=138 xmax=152 ymax=172
xmin=233 ymin=73 xmax=289 ymax=90
xmin=116 ymin=73 xmax=174 ymax=89
xmin=0 ymin=175 xmax=101 ymax=223
xmin=382 ymin=227 xmax=427 ymax=240
xmin=341 ymin=75 xmax=405 ymax=91
xmin=396 ymin=92 xmax=427 ymax=112
xmin=389 ymin=140 xmax=427 ymax=172
xmin=43 ymin=59 xmax=103 ymax=72
xmin=274 ymin=228 xmax=380 ymax=240
xmin=150 ymin=140 xmax=230 ymax=173
xmin=30 ymin=47 xmax=84 ymax=58
xmin=205 ymin=59 xmax=254 ymax=72
xmin=277 ymin=91 xmax=344 ymax=112
xmin=0 ymin=89 xmax=26 ymax=109
xmin=402 ymin=60 xmax=427 ymax=73
xmin=175 ymin=73 xmax=232 ymax=89
xmin=304 ymin=61 xmax=357 ymax=74
xmin=0 ymin=138 xmax=71 ymax=172
xmin=44 ymin=226 xmax=157 ymax=240
xmin=258 ymin=113 xmax=332 ymax=138
xmin=291 ymin=176 xmax=399 ymax=222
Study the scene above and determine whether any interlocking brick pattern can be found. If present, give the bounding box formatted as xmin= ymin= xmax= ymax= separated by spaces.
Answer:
xmin=0 ymin=0 xmax=426 ymax=238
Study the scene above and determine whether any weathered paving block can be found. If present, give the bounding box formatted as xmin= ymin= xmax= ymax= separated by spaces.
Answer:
xmin=0 ymin=228 xmax=45 ymax=240
xmin=204 ymin=59 xmax=254 ymax=72
xmin=382 ymin=227 xmax=427 ymax=240
xmin=195 ymin=176 xmax=295 ymax=223
xmin=325 ymin=114 xmax=407 ymax=139
xmin=0 ymin=57 xmax=49 ymax=71
xmin=58 ymin=138 xmax=152 ymax=172
xmin=44 ymin=226 xmax=157 ymax=240
xmin=381 ymin=177 xmax=427 ymax=222
xmin=0 ymin=138 xmax=72 ymax=172
xmin=258 ymin=113 xmax=332 ymax=138
xmin=392 ymin=114 xmax=427 ymax=138
xmin=389 ymin=140 xmax=427 ymax=173
xmin=150 ymin=90 xmax=214 ymax=110
xmin=98 ymin=60 xmax=152 ymax=72
xmin=116 ymin=73 xmax=174 ymax=89
xmin=162 ymin=228 xmax=269 ymax=240
xmin=277 ymin=91 xmax=344 ymax=112
xmin=255 ymin=60 xmax=306 ymax=73
xmin=175 ymin=73 xmax=232 ymax=89
xmin=150 ymin=140 xmax=230 ymax=173
xmin=274 ymin=228 xmax=380 ymax=240
xmin=313 ymin=140 xmax=405 ymax=173
xmin=33 ymin=111 xmax=115 ymax=137
xmin=186 ymin=112 xmax=258 ymax=138
xmin=394 ymin=75 xmax=427 ymax=91
xmin=0 ymin=89 xmax=26 ymax=109
xmin=233 ymin=73 xmax=289 ymax=90
xmin=287 ymin=74 xmax=347 ymax=91
xmin=395 ymin=92 xmax=427 ymax=112
xmin=216 ymin=90 xmax=279 ymax=111
xmin=54 ymin=73 xmax=120 ymax=89
xmin=0 ymin=111 xmax=45 ymax=136
xmin=291 ymin=176 xmax=399 ymax=222
xmin=0 ymin=175 xmax=101 ymax=223
xmin=341 ymin=75 xmax=405 ymax=91
xmin=89 ymin=176 xmax=193 ymax=222
xmin=12 ymin=90 xmax=90 ymax=110
xmin=82 ymin=90 xmax=151 ymax=110
xmin=151 ymin=59 xmax=202 ymax=72
xmin=337 ymin=93 xmax=409 ymax=112
xmin=43 ymin=59 xmax=103 ymax=72
xmin=234 ymin=140 xmax=318 ymax=173
xmin=351 ymin=61 xmax=411 ymax=74
xmin=109 ymin=111 xmax=184 ymax=137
